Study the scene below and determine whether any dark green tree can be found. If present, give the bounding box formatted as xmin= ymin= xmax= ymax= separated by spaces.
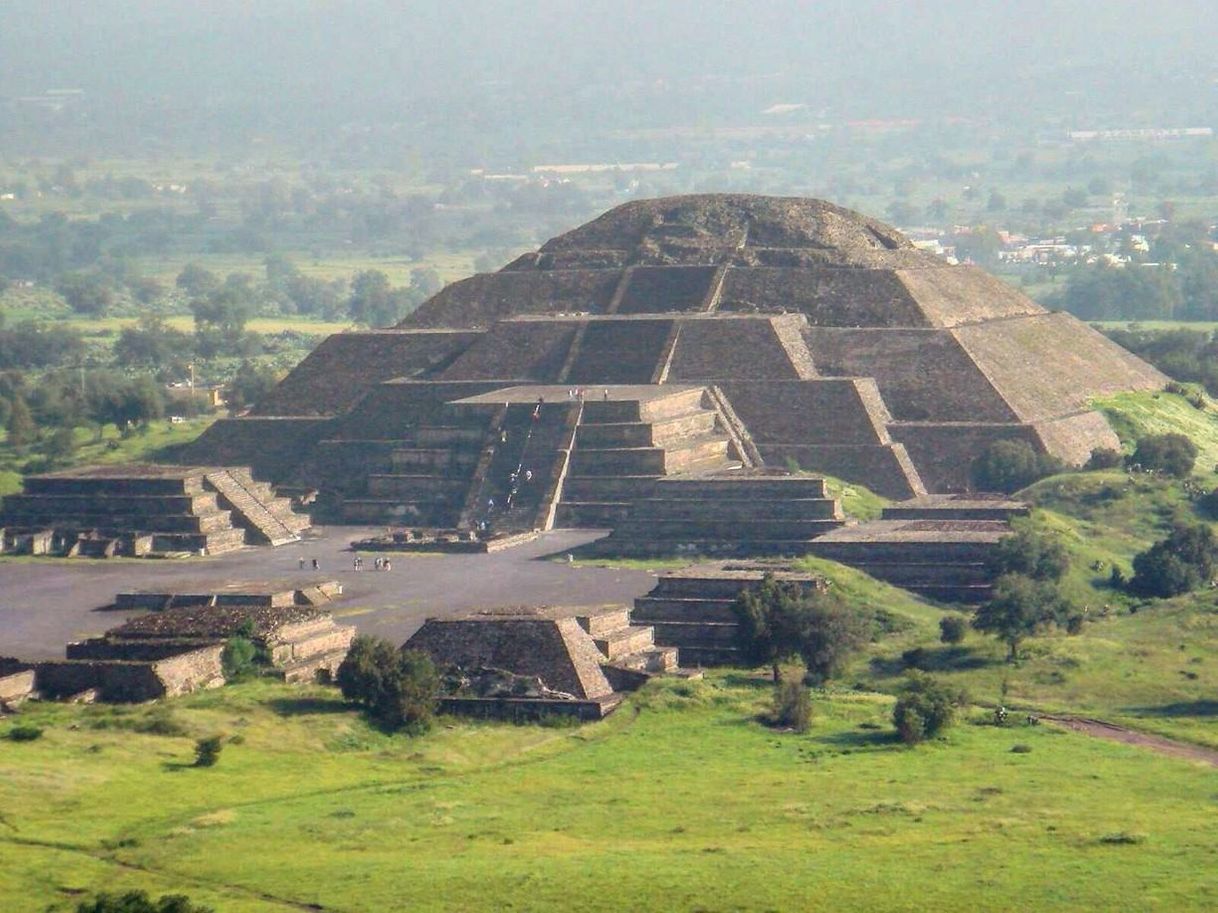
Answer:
xmin=970 ymin=440 xmax=1062 ymax=493
xmin=1130 ymin=523 xmax=1218 ymax=598
xmin=5 ymin=394 xmax=36 ymax=446
xmin=732 ymin=574 xmax=868 ymax=683
xmin=1129 ymin=433 xmax=1197 ymax=478
xmin=938 ymin=614 xmax=968 ymax=645
xmin=336 ymin=636 xmax=440 ymax=732
xmin=987 ymin=524 xmax=1070 ymax=582
xmin=972 ymin=574 xmax=1070 ymax=661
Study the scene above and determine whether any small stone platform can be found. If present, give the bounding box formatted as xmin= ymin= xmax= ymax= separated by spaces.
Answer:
xmin=0 ymin=464 xmax=311 ymax=557
xmin=632 ymin=561 xmax=826 ymax=666
xmin=405 ymin=604 xmax=689 ymax=720
xmin=806 ymin=496 xmax=1023 ymax=603
xmin=112 ymin=579 xmax=343 ymax=611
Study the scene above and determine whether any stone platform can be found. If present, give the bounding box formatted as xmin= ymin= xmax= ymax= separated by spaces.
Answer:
xmin=0 ymin=464 xmax=310 ymax=557
xmin=632 ymin=562 xmax=826 ymax=666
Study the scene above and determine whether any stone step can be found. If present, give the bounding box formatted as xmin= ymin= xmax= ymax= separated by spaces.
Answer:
xmin=580 ymin=400 xmax=644 ymax=423
xmin=632 ymin=596 xmax=738 ymax=624
xmin=576 ymin=607 xmax=632 ymax=636
xmin=593 ymin=625 xmax=655 ymax=659
xmin=570 ymin=446 xmax=666 ymax=475
xmin=553 ymin=501 xmax=631 ymax=528
xmin=639 ymin=388 xmax=708 ymax=422
xmin=415 ymin=426 xmax=486 ymax=447
xmin=649 ymin=619 xmax=739 ymax=646
xmin=661 ymin=436 xmax=732 ymax=473
xmin=675 ymin=644 xmax=739 ymax=667
xmin=652 ymin=477 xmax=830 ymax=499
xmin=845 ymin=561 xmax=994 ymax=586
xmin=809 ymin=541 xmax=999 ymax=563
xmin=612 ymin=517 xmax=843 ymax=540
xmin=560 ymin=476 xmax=657 ymax=501
xmin=610 ymin=645 xmax=680 ymax=673
xmin=0 ymin=510 xmax=235 ymax=534
xmin=630 ymin=497 xmax=842 ymax=521
xmin=574 ymin=410 xmax=719 ymax=448
xmin=366 ymin=474 xmax=469 ymax=499
xmin=0 ymin=493 xmax=220 ymax=515
xmin=390 ymin=448 xmax=479 ymax=472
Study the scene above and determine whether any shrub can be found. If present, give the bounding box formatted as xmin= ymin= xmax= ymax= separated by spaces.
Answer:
xmin=770 ymin=676 xmax=812 ymax=733
xmin=1086 ymin=447 xmax=1124 ymax=470
xmin=1130 ymin=522 xmax=1218 ymax=597
xmin=193 ymin=735 xmax=224 ymax=767
xmin=970 ymin=440 xmax=1063 ymax=493
xmin=76 ymin=890 xmax=214 ymax=913
xmin=1129 ymin=433 xmax=1198 ymax=478
xmin=987 ymin=524 xmax=1070 ymax=582
xmin=939 ymin=614 xmax=968 ymax=645
xmin=892 ymin=672 xmax=966 ymax=745
xmin=221 ymin=636 xmax=260 ymax=680
xmin=8 ymin=724 xmax=43 ymax=742
xmin=336 ymin=636 xmax=440 ymax=733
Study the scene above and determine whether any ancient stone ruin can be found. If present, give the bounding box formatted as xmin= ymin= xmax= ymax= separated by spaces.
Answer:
xmin=405 ymin=605 xmax=686 ymax=720
xmin=12 ymin=581 xmax=353 ymax=704
xmin=0 ymin=464 xmax=311 ymax=557
xmin=177 ymin=194 xmax=1164 ymax=555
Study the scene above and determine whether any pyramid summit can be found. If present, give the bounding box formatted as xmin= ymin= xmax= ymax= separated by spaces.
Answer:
xmin=183 ymin=193 xmax=1166 ymax=520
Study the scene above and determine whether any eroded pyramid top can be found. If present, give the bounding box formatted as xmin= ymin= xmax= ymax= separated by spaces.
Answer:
xmin=508 ymin=194 xmax=940 ymax=269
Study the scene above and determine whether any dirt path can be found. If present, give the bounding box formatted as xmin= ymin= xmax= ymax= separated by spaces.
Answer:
xmin=1042 ymin=715 xmax=1218 ymax=766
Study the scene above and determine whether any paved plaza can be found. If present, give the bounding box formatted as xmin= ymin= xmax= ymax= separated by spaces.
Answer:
xmin=0 ymin=528 xmax=657 ymax=660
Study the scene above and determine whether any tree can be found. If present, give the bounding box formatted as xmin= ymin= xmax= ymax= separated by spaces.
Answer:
xmin=970 ymin=440 xmax=1062 ymax=493
xmin=336 ymin=636 xmax=440 ymax=732
xmin=1129 ymin=433 xmax=1197 ymax=478
xmin=176 ymin=262 xmax=220 ymax=298
xmin=1130 ymin=523 xmax=1218 ymax=598
xmin=114 ymin=315 xmax=192 ymax=369
xmin=226 ymin=361 xmax=280 ymax=414
xmin=76 ymin=890 xmax=213 ymax=913
xmin=972 ymin=574 xmax=1069 ymax=661
xmin=732 ymin=574 xmax=868 ymax=684
xmin=56 ymin=271 xmax=114 ymax=315
xmin=6 ymin=394 xmax=36 ymax=446
xmin=770 ymin=674 xmax=812 ymax=732
xmin=348 ymin=269 xmax=397 ymax=326
xmin=987 ymin=524 xmax=1070 ymax=582
xmin=892 ymin=672 xmax=966 ymax=745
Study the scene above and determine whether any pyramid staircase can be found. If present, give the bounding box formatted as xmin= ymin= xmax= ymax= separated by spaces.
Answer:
xmin=555 ymin=387 xmax=739 ymax=528
xmin=577 ymin=606 xmax=679 ymax=675
xmin=203 ymin=468 xmax=310 ymax=546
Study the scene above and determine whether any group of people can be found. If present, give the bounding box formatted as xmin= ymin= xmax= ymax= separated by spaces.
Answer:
xmin=352 ymin=555 xmax=392 ymax=571
xmin=298 ymin=557 xmax=320 ymax=570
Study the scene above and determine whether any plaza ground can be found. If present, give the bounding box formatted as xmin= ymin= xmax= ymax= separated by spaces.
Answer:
xmin=0 ymin=528 xmax=655 ymax=659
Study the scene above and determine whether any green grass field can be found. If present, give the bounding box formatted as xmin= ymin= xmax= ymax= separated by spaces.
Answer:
xmin=3 ymin=677 xmax=1218 ymax=913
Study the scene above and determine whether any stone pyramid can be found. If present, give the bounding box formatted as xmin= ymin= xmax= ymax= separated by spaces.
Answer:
xmin=183 ymin=194 xmax=1165 ymax=507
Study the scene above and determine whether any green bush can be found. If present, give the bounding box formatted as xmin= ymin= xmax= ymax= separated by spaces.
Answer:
xmin=892 ymin=672 xmax=966 ymax=745
xmin=938 ymin=614 xmax=968 ymax=645
xmin=1130 ymin=522 xmax=1218 ymax=598
xmin=8 ymin=724 xmax=43 ymax=742
xmin=1086 ymin=447 xmax=1124 ymax=470
xmin=337 ymin=636 xmax=440 ymax=733
xmin=770 ymin=677 xmax=812 ymax=733
xmin=970 ymin=440 xmax=1063 ymax=493
xmin=76 ymin=890 xmax=213 ymax=913
xmin=1129 ymin=433 xmax=1198 ymax=478
xmin=193 ymin=735 xmax=224 ymax=767
xmin=221 ymin=635 xmax=260 ymax=680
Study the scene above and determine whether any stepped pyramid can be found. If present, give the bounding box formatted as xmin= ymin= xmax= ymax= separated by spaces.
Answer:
xmin=182 ymin=194 xmax=1166 ymax=522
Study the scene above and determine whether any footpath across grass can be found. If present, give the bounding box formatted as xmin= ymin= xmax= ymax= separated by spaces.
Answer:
xmin=3 ymin=678 xmax=1218 ymax=912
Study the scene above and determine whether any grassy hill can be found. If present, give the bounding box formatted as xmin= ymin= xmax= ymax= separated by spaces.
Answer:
xmin=4 ymin=678 xmax=1218 ymax=913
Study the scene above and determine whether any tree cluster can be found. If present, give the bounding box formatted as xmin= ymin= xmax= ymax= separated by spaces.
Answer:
xmin=1130 ymin=522 xmax=1218 ymax=598
xmin=76 ymin=892 xmax=213 ymax=913
xmin=970 ymin=439 xmax=1063 ymax=493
